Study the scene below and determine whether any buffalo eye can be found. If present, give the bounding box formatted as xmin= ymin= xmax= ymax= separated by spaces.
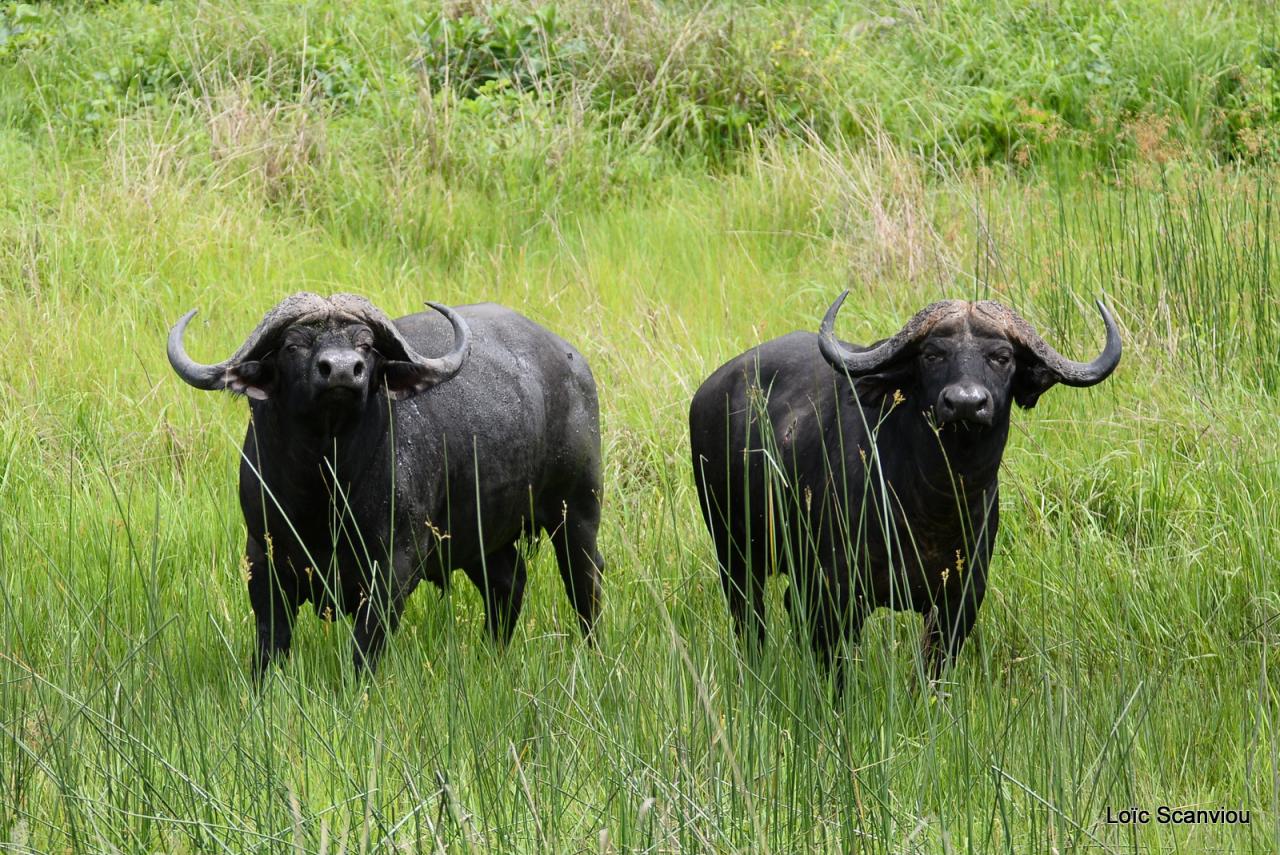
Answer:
xmin=922 ymin=350 xmax=945 ymax=364
xmin=987 ymin=351 xmax=1012 ymax=367
xmin=285 ymin=343 xmax=301 ymax=354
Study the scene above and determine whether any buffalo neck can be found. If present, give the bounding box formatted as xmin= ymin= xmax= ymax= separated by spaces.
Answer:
xmin=868 ymin=399 xmax=1009 ymax=522
xmin=248 ymin=396 xmax=394 ymax=503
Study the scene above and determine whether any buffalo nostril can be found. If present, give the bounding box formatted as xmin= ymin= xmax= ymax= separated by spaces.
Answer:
xmin=353 ymin=361 xmax=364 ymax=378
xmin=940 ymin=385 xmax=991 ymax=422
xmin=318 ymin=359 xmax=332 ymax=378
xmin=940 ymin=390 xmax=963 ymax=412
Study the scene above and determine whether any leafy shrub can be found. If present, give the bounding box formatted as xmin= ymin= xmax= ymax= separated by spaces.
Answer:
xmin=1210 ymin=52 xmax=1280 ymax=162
xmin=0 ymin=2 xmax=48 ymax=61
xmin=579 ymin=8 xmax=835 ymax=163
xmin=301 ymin=36 xmax=372 ymax=109
xmin=6 ymin=0 xmax=1280 ymax=168
xmin=415 ymin=5 xmax=568 ymax=98
xmin=409 ymin=3 xmax=836 ymax=162
xmin=58 ymin=23 xmax=189 ymax=132
xmin=846 ymin=0 xmax=1280 ymax=166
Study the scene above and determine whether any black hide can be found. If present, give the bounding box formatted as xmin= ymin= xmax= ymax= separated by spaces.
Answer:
xmin=182 ymin=300 xmax=604 ymax=676
xmin=689 ymin=300 xmax=1118 ymax=684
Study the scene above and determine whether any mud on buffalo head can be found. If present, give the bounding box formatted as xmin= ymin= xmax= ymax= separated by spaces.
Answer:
xmin=818 ymin=292 xmax=1122 ymax=428
xmin=166 ymin=292 xmax=471 ymax=411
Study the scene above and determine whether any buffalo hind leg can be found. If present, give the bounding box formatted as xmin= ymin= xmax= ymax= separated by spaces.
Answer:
xmin=548 ymin=491 xmax=604 ymax=641
xmin=702 ymin=486 xmax=766 ymax=650
xmin=464 ymin=543 xmax=529 ymax=647
xmin=247 ymin=537 xmax=299 ymax=681
xmin=720 ymin=552 xmax=766 ymax=652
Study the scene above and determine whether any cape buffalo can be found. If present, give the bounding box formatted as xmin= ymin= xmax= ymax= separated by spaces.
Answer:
xmin=689 ymin=293 xmax=1120 ymax=681
xmin=168 ymin=293 xmax=604 ymax=675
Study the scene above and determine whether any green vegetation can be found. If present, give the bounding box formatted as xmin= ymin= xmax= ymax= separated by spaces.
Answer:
xmin=1 ymin=0 xmax=1277 ymax=851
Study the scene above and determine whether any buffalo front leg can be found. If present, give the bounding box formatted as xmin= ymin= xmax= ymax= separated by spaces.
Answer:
xmin=922 ymin=493 xmax=998 ymax=681
xmin=351 ymin=549 xmax=420 ymax=674
xmin=548 ymin=491 xmax=604 ymax=641
xmin=464 ymin=543 xmax=529 ymax=647
xmin=351 ymin=589 xmax=405 ymax=674
xmin=246 ymin=537 xmax=299 ymax=681
xmin=921 ymin=578 xmax=986 ymax=680
xmin=827 ymin=600 xmax=868 ymax=696
xmin=794 ymin=573 xmax=865 ymax=693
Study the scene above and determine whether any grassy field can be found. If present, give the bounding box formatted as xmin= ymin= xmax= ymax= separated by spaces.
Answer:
xmin=2 ymin=1 xmax=1279 ymax=852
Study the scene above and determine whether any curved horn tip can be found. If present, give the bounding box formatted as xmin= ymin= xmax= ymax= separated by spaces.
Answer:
xmin=426 ymin=301 xmax=469 ymax=331
xmin=173 ymin=308 xmax=199 ymax=328
xmin=820 ymin=290 xmax=850 ymax=336
xmin=1038 ymin=296 xmax=1121 ymax=387
xmin=1094 ymin=299 xmax=1121 ymax=342
xmin=1097 ymin=299 xmax=1121 ymax=334
xmin=168 ymin=308 xmax=199 ymax=347
xmin=168 ymin=306 xmax=230 ymax=391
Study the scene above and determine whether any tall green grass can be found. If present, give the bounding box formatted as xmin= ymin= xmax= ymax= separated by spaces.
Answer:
xmin=2 ymin=1 xmax=1278 ymax=852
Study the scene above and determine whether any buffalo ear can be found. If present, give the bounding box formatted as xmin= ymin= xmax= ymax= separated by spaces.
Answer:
xmin=381 ymin=360 xmax=439 ymax=400
xmin=1012 ymin=359 xmax=1057 ymax=409
xmin=226 ymin=359 xmax=275 ymax=401
xmin=852 ymin=366 xmax=916 ymax=410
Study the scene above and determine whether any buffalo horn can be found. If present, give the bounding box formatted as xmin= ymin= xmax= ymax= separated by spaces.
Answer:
xmin=329 ymin=293 xmax=471 ymax=398
xmin=1003 ymin=300 xmax=1122 ymax=386
xmin=167 ymin=292 xmax=470 ymax=400
xmin=818 ymin=291 xmax=954 ymax=376
xmin=167 ymin=292 xmax=331 ymax=398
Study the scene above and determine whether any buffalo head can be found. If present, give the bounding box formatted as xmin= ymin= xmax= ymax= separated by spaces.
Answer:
xmin=167 ymin=292 xmax=471 ymax=413
xmin=818 ymin=293 xmax=1121 ymax=428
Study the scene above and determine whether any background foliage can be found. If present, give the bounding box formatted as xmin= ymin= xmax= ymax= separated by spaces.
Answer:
xmin=1 ymin=1 xmax=1277 ymax=852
